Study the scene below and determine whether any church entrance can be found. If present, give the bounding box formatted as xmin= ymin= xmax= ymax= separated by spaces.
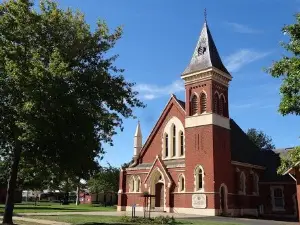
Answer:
xmin=155 ymin=182 xmax=164 ymax=208
xmin=220 ymin=184 xmax=228 ymax=215
xmin=149 ymin=169 xmax=165 ymax=211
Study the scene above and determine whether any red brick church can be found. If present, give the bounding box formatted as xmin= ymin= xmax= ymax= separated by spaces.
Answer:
xmin=117 ymin=18 xmax=297 ymax=219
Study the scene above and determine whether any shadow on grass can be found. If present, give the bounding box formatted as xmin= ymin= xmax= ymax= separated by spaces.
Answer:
xmin=1 ymin=206 xmax=79 ymax=211
xmin=78 ymin=223 xmax=132 ymax=225
xmin=183 ymin=215 xmax=299 ymax=224
xmin=77 ymin=224 xmax=182 ymax=225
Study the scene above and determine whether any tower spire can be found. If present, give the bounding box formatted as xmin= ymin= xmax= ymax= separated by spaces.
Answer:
xmin=181 ymin=17 xmax=230 ymax=76
xmin=133 ymin=121 xmax=142 ymax=157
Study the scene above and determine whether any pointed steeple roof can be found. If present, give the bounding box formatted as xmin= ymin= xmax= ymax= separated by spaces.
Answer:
xmin=182 ymin=19 xmax=229 ymax=76
xmin=134 ymin=121 xmax=142 ymax=137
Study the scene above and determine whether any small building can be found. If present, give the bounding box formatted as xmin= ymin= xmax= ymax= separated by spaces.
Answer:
xmin=80 ymin=191 xmax=117 ymax=206
xmin=117 ymin=15 xmax=297 ymax=219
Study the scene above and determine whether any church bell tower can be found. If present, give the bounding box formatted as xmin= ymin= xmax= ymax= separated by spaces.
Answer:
xmin=182 ymin=11 xmax=234 ymax=213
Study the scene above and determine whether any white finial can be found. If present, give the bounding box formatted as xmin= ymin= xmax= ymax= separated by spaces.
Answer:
xmin=134 ymin=121 xmax=142 ymax=156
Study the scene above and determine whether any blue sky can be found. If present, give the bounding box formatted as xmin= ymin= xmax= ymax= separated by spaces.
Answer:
xmin=54 ymin=0 xmax=299 ymax=167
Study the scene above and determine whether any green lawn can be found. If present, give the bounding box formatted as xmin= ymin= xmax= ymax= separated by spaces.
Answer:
xmin=28 ymin=215 xmax=242 ymax=225
xmin=0 ymin=202 xmax=116 ymax=213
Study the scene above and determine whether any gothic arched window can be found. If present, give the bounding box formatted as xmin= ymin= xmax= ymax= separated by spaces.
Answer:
xmin=178 ymin=174 xmax=185 ymax=192
xmin=165 ymin=133 xmax=169 ymax=158
xmin=200 ymin=92 xmax=207 ymax=114
xmin=219 ymin=95 xmax=225 ymax=116
xmin=213 ymin=93 xmax=219 ymax=114
xmin=180 ymin=131 xmax=184 ymax=156
xmin=135 ymin=176 xmax=141 ymax=192
xmin=129 ymin=176 xmax=135 ymax=193
xmin=195 ymin=165 xmax=204 ymax=191
xmin=172 ymin=125 xmax=176 ymax=157
xmin=253 ymin=173 xmax=259 ymax=195
xmin=239 ymin=172 xmax=246 ymax=195
xmin=191 ymin=94 xmax=198 ymax=115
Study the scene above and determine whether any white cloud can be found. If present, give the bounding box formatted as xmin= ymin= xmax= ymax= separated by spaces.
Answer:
xmin=224 ymin=22 xmax=262 ymax=34
xmin=231 ymin=103 xmax=256 ymax=109
xmin=224 ymin=49 xmax=271 ymax=73
xmin=231 ymin=102 xmax=276 ymax=110
xmin=135 ymin=80 xmax=184 ymax=100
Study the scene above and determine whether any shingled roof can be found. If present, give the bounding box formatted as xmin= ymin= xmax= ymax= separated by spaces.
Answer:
xmin=182 ymin=21 xmax=230 ymax=76
xmin=230 ymin=119 xmax=293 ymax=182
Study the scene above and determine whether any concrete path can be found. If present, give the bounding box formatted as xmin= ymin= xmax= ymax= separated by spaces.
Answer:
xmin=12 ymin=211 xmax=299 ymax=225
xmin=1 ymin=216 xmax=70 ymax=225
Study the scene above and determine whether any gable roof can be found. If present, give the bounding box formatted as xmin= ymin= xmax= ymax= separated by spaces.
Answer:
xmin=138 ymin=95 xmax=185 ymax=159
xmin=182 ymin=21 xmax=230 ymax=76
xmin=144 ymin=155 xmax=173 ymax=185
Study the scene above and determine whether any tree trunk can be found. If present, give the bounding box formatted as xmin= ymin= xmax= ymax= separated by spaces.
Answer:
xmin=76 ymin=185 xmax=80 ymax=206
xmin=2 ymin=141 xmax=21 ymax=225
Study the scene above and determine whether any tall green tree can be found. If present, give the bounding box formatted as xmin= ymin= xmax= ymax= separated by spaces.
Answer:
xmin=265 ymin=13 xmax=300 ymax=115
xmin=265 ymin=13 xmax=300 ymax=174
xmin=246 ymin=128 xmax=275 ymax=151
xmin=87 ymin=164 xmax=120 ymax=204
xmin=0 ymin=0 xmax=144 ymax=224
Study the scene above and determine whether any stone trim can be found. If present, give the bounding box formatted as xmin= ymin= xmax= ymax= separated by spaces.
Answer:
xmin=185 ymin=113 xmax=230 ymax=130
xmin=171 ymin=207 xmax=218 ymax=216
xmin=143 ymin=156 xmax=172 ymax=187
xmin=181 ymin=68 xmax=232 ymax=87
xmin=231 ymin=161 xmax=265 ymax=170
xmin=126 ymin=172 xmax=149 ymax=174
xmin=126 ymin=163 xmax=185 ymax=171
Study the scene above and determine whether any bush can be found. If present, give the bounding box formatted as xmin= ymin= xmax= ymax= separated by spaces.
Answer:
xmin=120 ymin=216 xmax=176 ymax=224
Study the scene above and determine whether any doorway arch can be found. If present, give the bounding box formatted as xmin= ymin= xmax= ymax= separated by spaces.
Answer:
xmin=219 ymin=183 xmax=228 ymax=215
xmin=150 ymin=168 xmax=165 ymax=211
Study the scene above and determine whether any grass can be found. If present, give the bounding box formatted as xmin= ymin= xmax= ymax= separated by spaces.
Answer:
xmin=27 ymin=215 xmax=243 ymax=225
xmin=0 ymin=202 xmax=116 ymax=213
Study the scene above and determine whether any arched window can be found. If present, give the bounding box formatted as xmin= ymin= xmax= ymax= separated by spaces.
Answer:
xmin=219 ymin=95 xmax=225 ymax=116
xmin=178 ymin=174 xmax=185 ymax=192
xmin=165 ymin=133 xmax=169 ymax=158
xmin=271 ymin=186 xmax=284 ymax=210
xmin=135 ymin=176 xmax=141 ymax=192
xmin=172 ymin=125 xmax=176 ymax=157
xmin=200 ymin=92 xmax=207 ymax=114
xmin=191 ymin=94 xmax=198 ymax=115
xmin=129 ymin=176 xmax=135 ymax=193
xmin=213 ymin=93 xmax=219 ymax=114
xmin=239 ymin=172 xmax=246 ymax=195
xmin=194 ymin=165 xmax=204 ymax=191
xmin=253 ymin=173 xmax=259 ymax=195
xmin=180 ymin=131 xmax=184 ymax=156
xmin=162 ymin=117 xmax=185 ymax=160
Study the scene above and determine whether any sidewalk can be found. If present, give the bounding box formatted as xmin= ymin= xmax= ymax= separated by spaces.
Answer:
xmin=1 ymin=216 xmax=70 ymax=225
xmin=13 ymin=211 xmax=299 ymax=225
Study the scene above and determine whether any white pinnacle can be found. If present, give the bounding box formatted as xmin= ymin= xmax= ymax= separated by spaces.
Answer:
xmin=133 ymin=121 xmax=142 ymax=157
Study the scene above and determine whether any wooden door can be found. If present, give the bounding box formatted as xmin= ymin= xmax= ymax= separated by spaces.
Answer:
xmin=155 ymin=183 xmax=164 ymax=207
